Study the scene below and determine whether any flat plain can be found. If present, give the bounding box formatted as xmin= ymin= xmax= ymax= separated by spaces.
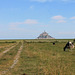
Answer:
xmin=0 ymin=39 xmax=75 ymax=75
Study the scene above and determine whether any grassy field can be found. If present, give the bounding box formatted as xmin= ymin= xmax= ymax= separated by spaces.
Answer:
xmin=0 ymin=39 xmax=75 ymax=75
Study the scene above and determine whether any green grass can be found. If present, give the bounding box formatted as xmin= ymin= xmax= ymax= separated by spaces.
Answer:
xmin=6 ymin=40 xmax=75 ymax=75
xmin=0 ymin=42 xmax=21 ymax=71
xmin=0 ymin=39 xmax=75 ymax=75
xmin=0 ymin=43 xmax=16 ymax=53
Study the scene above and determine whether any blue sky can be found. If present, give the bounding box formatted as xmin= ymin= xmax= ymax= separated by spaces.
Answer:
xmin=0 ymin=0 xmax=75 ymax=39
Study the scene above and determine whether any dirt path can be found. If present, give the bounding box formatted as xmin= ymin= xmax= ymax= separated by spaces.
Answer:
xmin=0 ymin=43 xmax=18 ymax=59
xmin=0 ymin=43 xmax=15 ymax=49
xmin=0 ymin=42 xmax=23 ymax=75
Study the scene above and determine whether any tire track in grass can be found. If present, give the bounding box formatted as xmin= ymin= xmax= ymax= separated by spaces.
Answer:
xmin=0 ymin=43 xmax=15 ymax=49
xmin=0 ymin=43 xmax=18 ymax=59
xmin=0 ymin=42 xmax=23 ymax=75
xmin=0 ymin=43 xmax=16 ymax=53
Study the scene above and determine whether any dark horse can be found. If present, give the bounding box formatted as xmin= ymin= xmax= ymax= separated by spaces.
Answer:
xmin=64 ymin=41 xmax=74 ymax=51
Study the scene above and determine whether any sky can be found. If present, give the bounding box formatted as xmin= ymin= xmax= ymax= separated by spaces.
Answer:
xmin=0 ymin=0 xmax=75 ymax=39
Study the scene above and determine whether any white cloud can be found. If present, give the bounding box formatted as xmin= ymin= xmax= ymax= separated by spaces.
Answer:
xmin=10 ymin=19 xmax=38 ymax=25
xmin=51 ymin=15 xmax=66 ymax=23
xmin=51 ymin=15 xmax=66 ymax=20
xmin=70 ymin=17 xmax=75 ymax=19
xmin=57 ymin=20 xmax=66 ymax=23
xmin=9 ymin=19 xmax=38 ymax=30
xmin=9 ymin=19 xmax=38 ymax=31
xmin=24 ymin=19 xmax=38 ymax=24
xmin=30 ymin=0 xmax=52 ymax=2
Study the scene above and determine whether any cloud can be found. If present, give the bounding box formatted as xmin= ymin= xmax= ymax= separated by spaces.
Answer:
xmin=51 ymin=15 xmax=65 ymax=20
xmin=9 ymin=19 xmax=38 ymax=31
xmin=30 ymin=0 xmax=52 ymax=2
xmin=24 ymin=19 xmax=38 ymax=24
xmin=51 ymin=15 xmax=66 ymax=23
xmin=10 ymin=19 xmax=38 ymax=25
xmin=57 ymin=20 xmax=66 ymax=23
xmin=70 ymin=17 xmax=75 ymax=19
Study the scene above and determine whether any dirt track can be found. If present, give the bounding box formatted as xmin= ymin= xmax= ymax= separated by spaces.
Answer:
xmin=0 ymin=43 xmax=18 ymax=59
xmin=0 ymin=42 xmax=23 ymax=75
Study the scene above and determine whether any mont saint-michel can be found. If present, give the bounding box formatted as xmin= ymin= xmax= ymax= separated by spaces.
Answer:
xmin=37 ymin=31 xmax=54 ymax=39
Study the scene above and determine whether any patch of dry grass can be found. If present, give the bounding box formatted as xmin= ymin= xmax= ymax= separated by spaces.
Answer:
xmin=6 ymin=41 xmax=75 ymax=75
xmin=0 ymin=39 xmax=75 ymax=75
